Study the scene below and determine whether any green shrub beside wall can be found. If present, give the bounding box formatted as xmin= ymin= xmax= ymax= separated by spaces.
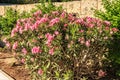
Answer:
xmin=94 ymin=0 xmax=120 ymax=76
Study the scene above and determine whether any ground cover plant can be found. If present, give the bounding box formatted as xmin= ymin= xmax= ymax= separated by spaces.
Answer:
xmin=4 ymin=9 xmax=119 ymax=80
xmin=94 ymin=0 xmax=120 ymax=76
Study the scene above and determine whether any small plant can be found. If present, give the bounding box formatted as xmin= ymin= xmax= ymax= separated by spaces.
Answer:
xmin=5 ymin=10 xmax=118 ymax=79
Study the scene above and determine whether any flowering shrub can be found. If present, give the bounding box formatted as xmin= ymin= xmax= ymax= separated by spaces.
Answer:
xmin=5 ymin=10 xmax=118 ymax=79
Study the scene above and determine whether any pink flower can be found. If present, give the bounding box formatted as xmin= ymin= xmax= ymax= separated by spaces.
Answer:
xmin=33 ymin=10 xmax=42 ymax=16
xmin=105 ymin=27 xmax=109 ymax=30
xmin=38 ymin=69 xmax=43 ymax=75
xmin=79 ymin=30 xmax=84 ymax=33
xmin=85 ymin=40 xmax=90 ymax=47
xmin=104 ymin=21 xmax=110 ymax=26
xmin=112 ymin=28 xmax=118 ymax=32
xmin=30 ymin=25 xmax=35 ymax=31
xmin=12 ymin=42 xmax=18 ymax=50
xmin=39 ymin=17 xmax=49 ymax=24
xmin=38 ymin=35 xmax=43 ymax=39
xmin=60 ymin=11 xmax=66 ymax=18
xmin=49 ymin=48 xmax=54 ymax=55
xmin=30 ymin=58 xmax=34 ymax=62
xmin=19 ymin=27 xmax=23 ymax=34
xmin=75 ymin=18 xmax=84 ymax=24
xmin=45 ymin=33 xmax=54 ymax=46
xmin=32 ymin=39 xmax=37 ymax=43
xmin=49 ymin=18 xmax=60 ymax=26
xmin=78 ymin=37 xmax=85 ymax=44
xmin=3 ymin=38 xmax=7 ymax=43
xmin=21 ymin=58 xmax=25 ymax=64
xmin=52 ymin=11 xmax=59 ymax=16
xmin=88 ymin=23 xmax=94 ymax=28
xmin=11 ymin=28 xmax=18 ymax=37
xmin=64 ymin=24 xmax=68 ymax=27
xmin=31 ymin=46 xmax=42 ymax=54
xmin=22 ymin=48 xmax=27 ymax=55
xmin=54 ymin=31 xmax=59 ymax=35
xmin=6 ymin=42 xmax=11 ymax=49
xmin=98 ymin=69 xmax=106 ymax=77
xmin=24 ymin=23 xmax=30 ymax=31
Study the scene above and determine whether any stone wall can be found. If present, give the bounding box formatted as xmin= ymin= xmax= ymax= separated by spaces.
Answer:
xmin=0 ymin=0 xmax=104 ymax=17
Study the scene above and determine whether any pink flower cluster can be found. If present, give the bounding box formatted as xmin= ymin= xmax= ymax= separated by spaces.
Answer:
xmin=12 ymin=42 xmax=18 ymax=50
xmin=31 ymin=46 xmax=42 ymax=54
xmin=45 ymin=33 xmax=55 ymax=47
xmin=49 ymin=18 xmax=60 ymax=26
xmin=98 ymin=69 xmax=106 ymax=77
xmin=22 ymin=48 xmax=27 ymax=55
xmin=78 ymin=37 xmax=90 ymax=47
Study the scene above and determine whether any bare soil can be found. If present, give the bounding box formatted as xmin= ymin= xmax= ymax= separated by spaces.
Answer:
xmin=0 ymin=52 xmax=30 ymax=80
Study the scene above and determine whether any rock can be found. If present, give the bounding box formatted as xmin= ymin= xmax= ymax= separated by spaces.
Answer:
xmin=0 ymin=41 xmax=5 ymax=48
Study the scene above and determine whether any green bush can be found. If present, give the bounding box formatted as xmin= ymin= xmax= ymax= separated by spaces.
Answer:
xmin=5 ymin=9 xmax=118 ymax=79
xmin=94 ymin=0 xmax=120 ymax=76
xmin=31 ymin=2 xmax=62 ymax=14
xmin=0 ymin=7 xmax=30 ymax=35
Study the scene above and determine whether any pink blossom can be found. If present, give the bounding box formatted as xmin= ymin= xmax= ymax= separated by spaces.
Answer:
xmin=67 ymin=44 xmax=71 ymax=48
xmin=16 ymin=24 xmax=21 ymax=30
xmin=49 ymin=48 xmax=54 ymax=55
xmin=33 ymin=10 xmax=42 ymax=16
xmin=79 ymin=30 xmax=84 ymax=33
xmin=52 ymin=11 xmax=59 ymax=16
xmin=3 ymin=38 xmax=7 ymax=43
xmin=85 ymin=40 xmax=90 ymax=47
xmin=30 ymin=25 xmax=35 ymax=31
xmin=54 ymin=31 xmax=59 ymax=35
xmin=49 ymin=18 xmax=60 ymax=26
xmin=64 ymin=24 xmax=68 ymax=27
xmin=60 ymin=11 xmax=66 ymax=18
xmin=38 ymin=17 xmax=49 ymax=24
xmin=98 ymin=69 xmax=106 ymax=77
xmin=19 ymin=27 xmax=23 ymax=34
xmin=11 ymin=28 xmax=18 ymax=37
xmin=104 ymin=21 xmax=110 ymax=26
xmin=75 ymin=18 xmax=84 ymax=24
xmin=88 ymin=23 xmax=94 ymax=28
xmin=45 ymin=33 xmax=54 ymax=45
xmin=68 ymin=14 xmax=76 ymax=22
xmin=24 ymin=23 xmax=30 ymax=31
xmin=6 ymin=42 xmax=11 ymax=49
xmin=38 ymin=69 xmax=43 ymax=75
xmin=78 ymin=37 xmax=85 ymax=44
xmin=30 ymin=58 xmax=34 ymax=62
xmin=105 ymin=27 xmax=109 ymax=30
xmin=31 ymin=46 xmax=42 ymax=54
xmin=112 ymin=28 xmax=118 ymax=32
xmin=32 ymin=39 xmax=37 ymax=43
xmin=38 ymin=35 xmax=43 ymax=39
xmin=12 ymin=42 xmax=18 ymax=50
xmin=21 ymin=58 xmax=25 ymax=64
xmin=22 ymin=48 xmax=27 ymax=55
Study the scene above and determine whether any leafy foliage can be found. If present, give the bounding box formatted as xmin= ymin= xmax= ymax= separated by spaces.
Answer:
xmin=0 ymin=7 xmax=30 ymax=35
xmin=5 ymin=9 xmax=118 ymax=79
xmin=94 ymin=0 xmax=120 ymax=76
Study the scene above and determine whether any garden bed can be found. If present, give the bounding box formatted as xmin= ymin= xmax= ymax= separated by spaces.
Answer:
xmin=0 ymin=52 xmax=30 ymax=80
